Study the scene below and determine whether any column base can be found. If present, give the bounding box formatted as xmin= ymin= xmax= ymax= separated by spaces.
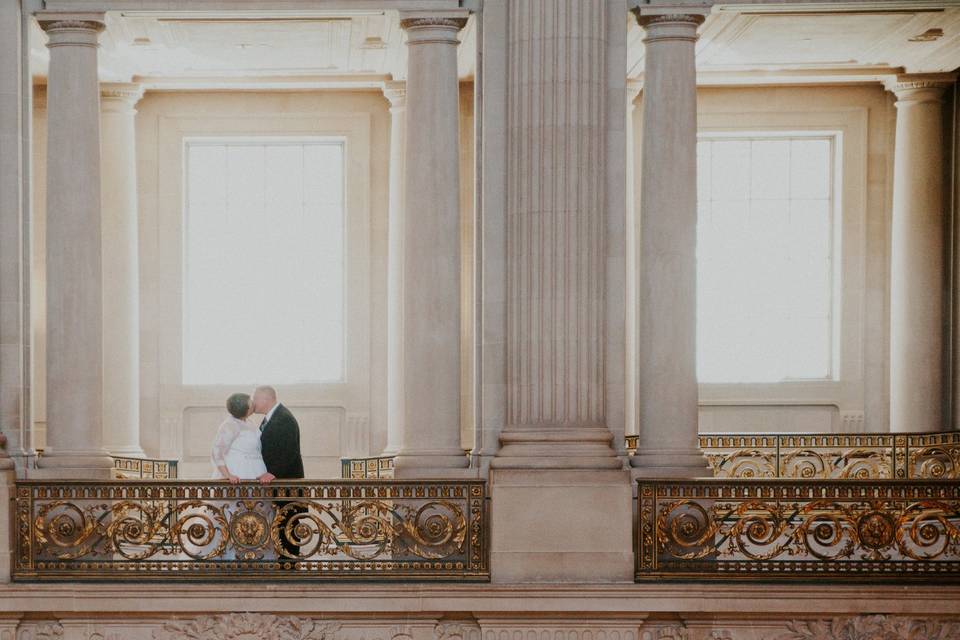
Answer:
xmin=629 ymin=446 xmax=710 ymax=478
xmin=491 ymin=427 xmax=624 ymax=469
xmin=490 ymin=469 xmax=634 ymax=582
xmin=34 ymin=450 xmax=114 ymax=479
xmin=393 ymin=448 xmax=470 ymax=479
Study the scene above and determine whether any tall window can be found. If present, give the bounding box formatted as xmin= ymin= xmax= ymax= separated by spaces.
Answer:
xmin=696 ymin=134 xmax=838 ymax=383
xmin=183 ymin=137 xmax=345 ymax=385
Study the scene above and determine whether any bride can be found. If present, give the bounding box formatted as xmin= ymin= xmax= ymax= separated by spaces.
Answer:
xmin=211 ymin=392 xmax=268 ymax=482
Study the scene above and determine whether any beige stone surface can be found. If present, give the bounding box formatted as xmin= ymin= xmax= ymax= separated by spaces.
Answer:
xmin=490 ymin=469 xmax=634 ymax=583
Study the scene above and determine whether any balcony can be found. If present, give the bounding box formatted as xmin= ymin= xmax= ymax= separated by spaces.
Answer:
xmin=12 ymin=479 xmax=488 ymax=581
xmin=8 ymin=430 xmax=960 ymax=584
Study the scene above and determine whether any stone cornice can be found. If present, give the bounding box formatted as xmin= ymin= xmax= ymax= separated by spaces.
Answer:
xmin=1 ymin=583 xmax=959 ymax=615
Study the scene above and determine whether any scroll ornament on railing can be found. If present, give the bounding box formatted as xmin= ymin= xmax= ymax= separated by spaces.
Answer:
xmin=16 ymin=481 xmax=489 ymax=580
xmin=637 ymin=479 xmax=960 ymax=580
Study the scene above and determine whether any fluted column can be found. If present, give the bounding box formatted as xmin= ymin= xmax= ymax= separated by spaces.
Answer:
xmin=886 ymin=74 xmax=953 ymax=433
xmin=630 ymin=11 xmax=708 ymax=476
xmin=392 ymin=14 xmax=470 ymax=476
xmin=491 ymin=0 xmax=621 ymax=469
xmin=36 ymin=15 xmax=113 ymax=477
xmin=382 ymin=80 xmax=406 ymax=457
xmin=100 ymin=82 xmax=144 ymax=457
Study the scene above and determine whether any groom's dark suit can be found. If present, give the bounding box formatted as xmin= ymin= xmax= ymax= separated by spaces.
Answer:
xmin=259 ymin=403 xmax=304 ymax=480
xmin=260 ymin=403 xmax=305 ymax=563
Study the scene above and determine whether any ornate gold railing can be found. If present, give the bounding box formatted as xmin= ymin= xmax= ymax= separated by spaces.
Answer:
xmin=341 ymin=456 xmax=394 ymax=479
xmin=340 ymin=452 xmax=471 ymax=479
xmin=112 ymin=456 xmax=178 ymax=479
xmin=636 ymin=478 xmax=960 ymax=582
xmin=13 ymin=479 xmax=488 ymax=581
xmin=696 ymin=431 xmax=960 ymax=479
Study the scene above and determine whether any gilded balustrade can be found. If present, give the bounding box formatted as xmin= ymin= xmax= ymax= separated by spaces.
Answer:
xmin=112 ymin=456 xmax=178 ymax=480
xmin=14 ymin=479 xmax=489 ymax=581
xmin=341 ymin=456 xmax=394 ymax=479
xmin=636 ymin=478 xmax=960 ymax=581
xmin=695 ymin=431 xmax=960 ymax=480
xmin=346 ymin=432 xmax=959 ymax=480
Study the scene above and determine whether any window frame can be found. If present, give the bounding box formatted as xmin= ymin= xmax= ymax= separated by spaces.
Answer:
xmin=149 ymin=111 xmax=372 ymax=472
xmin=695 ymin=108 xmax=868 ymax=431
xmin=180 ymin=135 xmax=349 ymax=386
xmin=695 ymin=130 xmax=843 ymax=385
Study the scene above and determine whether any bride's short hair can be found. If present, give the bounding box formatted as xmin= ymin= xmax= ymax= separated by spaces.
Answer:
xmin=226 ymin=393 xmax=251 ymax=419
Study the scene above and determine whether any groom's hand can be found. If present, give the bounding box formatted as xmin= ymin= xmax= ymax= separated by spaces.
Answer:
xmin=258 ymin=472 xmax=276 ymax=484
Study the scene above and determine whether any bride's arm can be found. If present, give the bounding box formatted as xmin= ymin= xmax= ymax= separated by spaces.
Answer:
xmin=211 ymin=420 xmax=241 ymax=483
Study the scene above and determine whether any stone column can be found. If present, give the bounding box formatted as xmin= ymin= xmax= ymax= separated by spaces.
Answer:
xmin=35 ymin=15 xmax=113 ymax=477
xmin=382 ymin=80 xmax=406 ymax=457
xmin=392 ymin=13 xmax=470 ymax=476
xmin=490 ymin=0 xmax=622 ymax=470
xmin=886 ymin=74 xmax=953 ymax=433
xmin=630 ymin=11 xmax=709 ymax=476
xmin=488 ymin=0 xmax=633 ymax=584
xmin=100 ymin=83 xmax=144 ymax=457
xmin=0 ymin=0 xmax=31 ymax=474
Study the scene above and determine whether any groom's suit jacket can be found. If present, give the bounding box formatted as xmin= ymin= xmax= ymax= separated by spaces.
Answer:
xmin=260 ymin=403 xmax=305 ymax=479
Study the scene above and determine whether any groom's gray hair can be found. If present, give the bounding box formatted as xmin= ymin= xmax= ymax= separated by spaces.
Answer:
xmin=254 ymin=385 xmax=277 ymax=400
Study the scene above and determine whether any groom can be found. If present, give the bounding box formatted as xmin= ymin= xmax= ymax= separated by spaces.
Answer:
xmin=254 ymin=385 xmax=304 ymax=482
xmin=253 ymin=385 xmax=305 ymax=563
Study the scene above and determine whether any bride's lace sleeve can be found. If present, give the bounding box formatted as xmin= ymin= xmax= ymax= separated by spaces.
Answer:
xmin=211 ymin=419 xmax=240 ymax=468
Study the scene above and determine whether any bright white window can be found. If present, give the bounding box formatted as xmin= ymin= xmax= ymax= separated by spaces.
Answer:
xmin=697 ymin=134 xmax=838 ymax=383
xmin=182 ymin=137 xmax=345 ymax=385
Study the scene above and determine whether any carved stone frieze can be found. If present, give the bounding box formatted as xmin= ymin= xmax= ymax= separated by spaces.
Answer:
xmin=771 ymin=615 xmax=960 ymax=640
xmin=18 ymin=624 xmax=63 ymax=640
xmin=642 ymin=626 xmax=688 ymax=640
xmin=434 ymin=623 xmax=480 ymax=640
xmin=152 ymin=614 xmax=341 ymax=640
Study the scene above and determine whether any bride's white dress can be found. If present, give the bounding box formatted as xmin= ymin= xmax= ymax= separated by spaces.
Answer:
xmin=211 ymin=416 xmax=268 ymax=480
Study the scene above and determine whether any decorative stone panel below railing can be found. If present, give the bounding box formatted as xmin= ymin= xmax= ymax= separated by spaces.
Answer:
xmin=635 ymin=478 xmax=960 ymax=582
xmin=13 ymin=479 xmax=488 ymax=581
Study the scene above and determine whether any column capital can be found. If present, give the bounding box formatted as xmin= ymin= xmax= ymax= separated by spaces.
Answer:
xmin=632 ymin=7 xmax=706 ymax=31
xmin=36 ymin=12 xmax=105 ymax=47
xmin=382 ymin=80 xmax=407 ymax=110
xmin=399 ymin=11 xmax=468 ymax=45
xmin=884 ymin=73 xmax=955 ymax=104
xmin=100 ymin=82 xmax=144 ymax=113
